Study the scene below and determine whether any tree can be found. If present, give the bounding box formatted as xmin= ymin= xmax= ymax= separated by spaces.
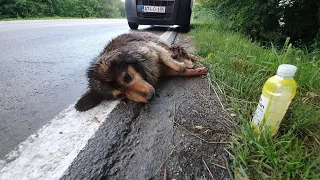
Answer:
xmin=0 ymin=0 xmax=125 ymax=19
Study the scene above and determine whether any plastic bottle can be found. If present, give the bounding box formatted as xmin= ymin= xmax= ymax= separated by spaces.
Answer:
xmin=252 ymin=64 xmax=298 ymax=136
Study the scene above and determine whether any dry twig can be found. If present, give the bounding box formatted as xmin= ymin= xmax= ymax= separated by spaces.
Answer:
xmin=173 ymin=120 xmax=229 ymax=144
xmin=202 ymin=158 xmax=215 ymax=180
xmin=163 ymin=168 xmax=167 ymax=180
xmin=153 ymin=147 xmax=176 ymax=178
xmin=207 ymin=74 xmax=226 ymax=111
xmin=171 ymin=100 xmax=229 ymax=144
xmin=222 ymin=154 xmax=234 ymax=180
xmin=210 ymin=162 xmax=227 ymax=170
xmin=93 ymin=116 xmax=100 ymax=123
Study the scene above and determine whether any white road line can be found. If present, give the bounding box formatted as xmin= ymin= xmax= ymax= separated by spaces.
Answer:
xmin=0 ymin=29 xmax=176 ymax=180
xmin=0 ymin=101 xmax=119 ymax=180
xmin=159 ymin=28 xmax=177 ymax=43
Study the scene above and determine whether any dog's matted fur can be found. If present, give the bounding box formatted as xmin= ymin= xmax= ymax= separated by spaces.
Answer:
xmin=75 ymin=32 xmax=208 ymax=112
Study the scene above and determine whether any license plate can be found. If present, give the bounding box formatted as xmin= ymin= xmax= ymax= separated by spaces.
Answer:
xmin=142 ymin=6 xmax=166 ymax=13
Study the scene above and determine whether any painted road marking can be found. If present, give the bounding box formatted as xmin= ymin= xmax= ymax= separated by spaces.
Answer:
xmin=0 ymin=28 xmax=176 ymax=180
xmin=159 ymin=27 xmax=177 ymax=44
xmin=0 ymin=101 xmax=119 ymax=180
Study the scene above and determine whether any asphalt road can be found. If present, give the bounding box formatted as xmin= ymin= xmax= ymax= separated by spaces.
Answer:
xmin=0 ymin=19 xmax=170 ymax=159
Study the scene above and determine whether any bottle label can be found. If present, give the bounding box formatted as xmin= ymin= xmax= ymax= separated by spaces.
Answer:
xmin=252 ymin=94 xmax=269 ymax=125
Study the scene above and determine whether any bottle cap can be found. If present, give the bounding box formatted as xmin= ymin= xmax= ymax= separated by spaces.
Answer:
xmin=276 ymin=64 xmax=297 ymax=76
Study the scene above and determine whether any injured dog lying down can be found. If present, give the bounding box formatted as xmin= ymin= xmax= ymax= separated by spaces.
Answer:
xmin=75 ymin=32 xmax=208 ymax=112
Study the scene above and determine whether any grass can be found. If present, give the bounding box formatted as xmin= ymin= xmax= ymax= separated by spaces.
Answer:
xmin=190 ymin=13 xmax=320 ymax=179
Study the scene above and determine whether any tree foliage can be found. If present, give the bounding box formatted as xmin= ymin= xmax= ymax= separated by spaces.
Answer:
xmin=196 ymin=0 xmax=320 ymax=47
xmin=0 ymin=0 xmax=125 ymax=19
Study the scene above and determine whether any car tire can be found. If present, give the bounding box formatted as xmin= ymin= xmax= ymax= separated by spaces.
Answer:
xmin=181 ymin=23 xmax=190 ymax=32
xmin=128 ymin=22 xmax=139 ymax=29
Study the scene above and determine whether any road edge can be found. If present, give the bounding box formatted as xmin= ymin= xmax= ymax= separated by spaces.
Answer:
xmin=0 ymin=28 xmax=177 ymax=180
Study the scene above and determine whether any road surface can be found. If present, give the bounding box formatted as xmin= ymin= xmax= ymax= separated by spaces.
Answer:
xmin=0 ymin=19 xmax=231 ymax=180
xmin=0 ymin=19 xmax=170 ymax=159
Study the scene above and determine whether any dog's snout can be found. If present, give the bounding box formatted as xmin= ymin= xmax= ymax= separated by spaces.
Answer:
xmin=124 ymin=78 xmax=155 ymax=103
xmin=145 ymin=86 xmax=155 ymax=101
xmin=145 ymin=92 xmax=154 ymax=101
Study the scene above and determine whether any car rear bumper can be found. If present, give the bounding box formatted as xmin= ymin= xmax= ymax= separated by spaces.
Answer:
xmin=125 ymin=0 xmax=192 ymax=26
xmin=127 ymin=17 xmax=175 ymax=25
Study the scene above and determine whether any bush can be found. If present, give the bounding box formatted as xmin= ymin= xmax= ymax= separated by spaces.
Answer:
xmin=196 ymin=0 xmax=320 ymax=48
xmin=0 ymin=0 xmax=125 ymax=19
xmin=282 ymin=0 xmax=320 ymax=47
xmin=96 ymin=4 xmax=116 ymax=18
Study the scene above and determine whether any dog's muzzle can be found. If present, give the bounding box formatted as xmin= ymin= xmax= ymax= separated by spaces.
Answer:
xmin=145 ymin=88 xmax=155 ymax=101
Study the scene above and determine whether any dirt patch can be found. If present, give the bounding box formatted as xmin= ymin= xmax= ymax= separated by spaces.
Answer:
xmin=62 ymin=34 xmax=234 ymax=180
xmin=157 ymin=34 xmax=233 ymax=179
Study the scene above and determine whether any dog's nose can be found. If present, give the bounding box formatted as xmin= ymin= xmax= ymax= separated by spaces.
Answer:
xmin=145 ymin=92 xmax=154 ymax=101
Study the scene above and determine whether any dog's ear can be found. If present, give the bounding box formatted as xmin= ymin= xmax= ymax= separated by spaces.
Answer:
xmin=75 ymin=89 xmax=104 ymax=112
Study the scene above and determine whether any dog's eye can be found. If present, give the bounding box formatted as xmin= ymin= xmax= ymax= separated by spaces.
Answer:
xmin=124 ymin=73 xmax=132 ymax=83
xmin=115 ymin=94 xmax=126 ymax=99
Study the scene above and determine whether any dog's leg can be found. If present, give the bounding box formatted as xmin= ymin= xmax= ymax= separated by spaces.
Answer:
xmin=170 ymin=45 xmax=199 ymax=62
xmin=161 ymin=64 xmax=208 ymax=76
xmin=169 ymin=45 xmax=198 ymax=68
xmin=140 ymin=43 xmax=186 ymax=72
xmin=159 ymin=53 xmax=186 ymax=72
xmin=176 ymin=57 xmax=194 ymax=68
xmin=149 ymin=42 xmax=198 ymax=72
xmin=151 ymin=44 xmax=187 ymax=72
xmin=158 ymin=42 xmax=198 ymax=68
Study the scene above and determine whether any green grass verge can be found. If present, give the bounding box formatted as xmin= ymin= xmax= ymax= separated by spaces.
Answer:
xmin=190 ymin=14 xmax=320 ymax=179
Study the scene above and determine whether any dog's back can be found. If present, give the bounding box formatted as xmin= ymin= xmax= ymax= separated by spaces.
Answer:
xmin=102 ymin=33 xmax=158 ymax=51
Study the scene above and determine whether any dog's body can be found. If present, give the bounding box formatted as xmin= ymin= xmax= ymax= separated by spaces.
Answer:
xmin=75 ymin=32 xmax=208 ymax=111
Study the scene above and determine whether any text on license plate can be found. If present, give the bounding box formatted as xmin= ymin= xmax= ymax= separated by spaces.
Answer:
xmin=142 ymin=6 xmax=166 ymax=13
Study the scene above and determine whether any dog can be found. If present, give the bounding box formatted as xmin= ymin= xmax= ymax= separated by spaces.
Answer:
xmin=75 ymin=32 xmax=208 ymax=112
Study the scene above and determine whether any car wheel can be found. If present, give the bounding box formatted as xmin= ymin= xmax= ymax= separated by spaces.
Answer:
xmin=128 ymin=22 xmax=139 ymax=29
xmin=181 ymin=23 xmax=190 ymax=32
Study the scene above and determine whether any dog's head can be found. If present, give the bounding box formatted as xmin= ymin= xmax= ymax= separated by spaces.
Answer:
xmin=75 ymin=51 xmax=159 ymax=112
